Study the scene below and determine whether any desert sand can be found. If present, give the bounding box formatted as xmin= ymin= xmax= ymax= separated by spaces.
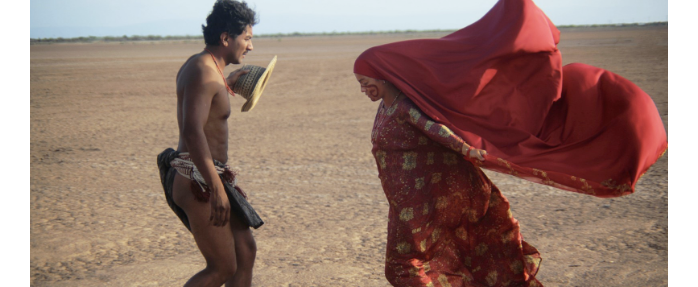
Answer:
xmin=30 ymin=25 xmax=668 ymax=286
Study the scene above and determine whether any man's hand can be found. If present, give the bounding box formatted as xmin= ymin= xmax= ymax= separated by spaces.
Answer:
xmin=208 ymin=181 xmax=231 ymax=227
xmin=226 ymin=68 xmax=250 ymax=89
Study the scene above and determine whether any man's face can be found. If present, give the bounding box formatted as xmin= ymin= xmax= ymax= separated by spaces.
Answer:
xmin=228 ymin=25 xmax=253 ymax=64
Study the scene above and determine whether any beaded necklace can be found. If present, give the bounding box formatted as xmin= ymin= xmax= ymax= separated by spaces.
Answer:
xmin=204 ymin=48 xmax=235 ymax=96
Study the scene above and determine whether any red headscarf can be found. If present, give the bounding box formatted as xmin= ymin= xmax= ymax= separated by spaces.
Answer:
xmin=354 ymin=0 xmax=667 ymax=197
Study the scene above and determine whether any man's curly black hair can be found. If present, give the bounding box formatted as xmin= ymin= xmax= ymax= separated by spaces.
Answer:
xmin=202 ymin=0 xmax=258 ymax=46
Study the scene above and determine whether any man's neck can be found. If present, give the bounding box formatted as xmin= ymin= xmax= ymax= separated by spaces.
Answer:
xmin=204 ymin=45 xmax=227 ymax=68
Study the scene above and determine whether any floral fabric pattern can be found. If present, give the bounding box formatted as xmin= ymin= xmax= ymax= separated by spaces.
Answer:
xmin=372 ymin=95 xmax=541 ymax=286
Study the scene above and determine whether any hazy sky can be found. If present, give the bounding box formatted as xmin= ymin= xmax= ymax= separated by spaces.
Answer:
xmin=30 ymin=0 xmax=668 ymax=38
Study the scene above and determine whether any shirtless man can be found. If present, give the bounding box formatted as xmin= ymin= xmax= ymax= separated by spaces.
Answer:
xmin=156 ymin=1 xmax=263 ymax=286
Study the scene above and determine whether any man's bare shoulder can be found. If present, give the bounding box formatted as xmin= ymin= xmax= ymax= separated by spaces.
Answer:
xmin=177 ymin=53 xmax=220 ymax=90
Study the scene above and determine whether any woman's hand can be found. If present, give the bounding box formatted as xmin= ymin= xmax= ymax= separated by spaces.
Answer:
xmin=461 ymin=144 xmax=487 ymax=161
xmin=462 ymin=145 xmax=487 ymax=161
xmin=469 ymin=148 xmax=487 ymax=161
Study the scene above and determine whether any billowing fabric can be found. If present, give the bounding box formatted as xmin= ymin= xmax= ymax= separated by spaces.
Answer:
xmin=354 ymin=0 xmax=667 ymax=197
xmin=374 ymin=94 xmax=542 ymax=286
xmin=157 ymin=148 xmax=264 ymax=230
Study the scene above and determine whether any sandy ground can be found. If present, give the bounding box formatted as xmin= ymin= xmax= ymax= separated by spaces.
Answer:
xmin=30 ymin=25 xmax=668 ymax=286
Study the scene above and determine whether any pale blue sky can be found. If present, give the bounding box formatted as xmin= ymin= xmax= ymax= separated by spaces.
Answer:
xmin=10 ymin=2 xmax=696 ymax=282
xmin=30 ymin=0 xmax=668 ymax=38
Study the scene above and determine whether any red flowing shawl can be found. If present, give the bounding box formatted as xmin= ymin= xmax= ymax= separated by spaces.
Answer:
xmin=354 ymin=0 xmax=667 ymax=197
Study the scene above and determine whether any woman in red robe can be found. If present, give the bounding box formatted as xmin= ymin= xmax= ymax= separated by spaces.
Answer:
xmin=353 ymin=0 xmax=667 ymax=286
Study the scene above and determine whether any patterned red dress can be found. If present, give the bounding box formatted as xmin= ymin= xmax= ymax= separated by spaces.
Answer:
xmin=373 ymin=94 xmax=541 ymax=287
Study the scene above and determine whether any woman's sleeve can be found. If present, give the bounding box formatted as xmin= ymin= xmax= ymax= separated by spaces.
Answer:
xmin=400 ymin=101 xmax=474 ymax=158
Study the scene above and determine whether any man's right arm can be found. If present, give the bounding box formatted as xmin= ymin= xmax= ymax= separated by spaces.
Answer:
xmin=180 ymin=68 xmax=231 ymax=227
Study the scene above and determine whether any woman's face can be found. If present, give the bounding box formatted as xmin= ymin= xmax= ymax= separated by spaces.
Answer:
xmin=354 ymin=74 xmax=384 ymax=102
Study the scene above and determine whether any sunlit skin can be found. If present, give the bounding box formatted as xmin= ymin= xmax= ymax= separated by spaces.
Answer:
xmin=173 ymin=25 xmax=258 ymax=287
xmin=355 ymin=73 xmax=487 ymax=161
xmin=225 ymin=25 xmax=253 ymax=65
xmin=354 ymin=73 xmax=401 ymax=106
xmin=202 ymin=25 xmax=255 ymax=89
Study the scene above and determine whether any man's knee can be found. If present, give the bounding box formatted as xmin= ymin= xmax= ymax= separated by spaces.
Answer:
xmin=231 ymin=217 xmax=257 ymax=259
xmin=238 ymin=232 xmax=257 ymax=259
xmin=207 ymin=259 xmax=239 ymax=283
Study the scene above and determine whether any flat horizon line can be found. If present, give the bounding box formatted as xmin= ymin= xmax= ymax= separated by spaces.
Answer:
xmin=30 ymin=21 xmax=668 ymax=43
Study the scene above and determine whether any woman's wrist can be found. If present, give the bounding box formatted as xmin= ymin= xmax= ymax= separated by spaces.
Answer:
xmin=461 ymin=144 xmax=474 ymax=156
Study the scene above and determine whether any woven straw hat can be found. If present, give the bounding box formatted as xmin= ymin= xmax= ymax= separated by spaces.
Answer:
xmin=233 ymin=55 xmax=277 ymax=112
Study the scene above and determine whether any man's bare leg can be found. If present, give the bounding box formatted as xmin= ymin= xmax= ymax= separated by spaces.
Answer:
xmin=225 ymin=216 xmax=256 ymax=287
xmin=172 ymin=174 xmax=256 ymax=287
